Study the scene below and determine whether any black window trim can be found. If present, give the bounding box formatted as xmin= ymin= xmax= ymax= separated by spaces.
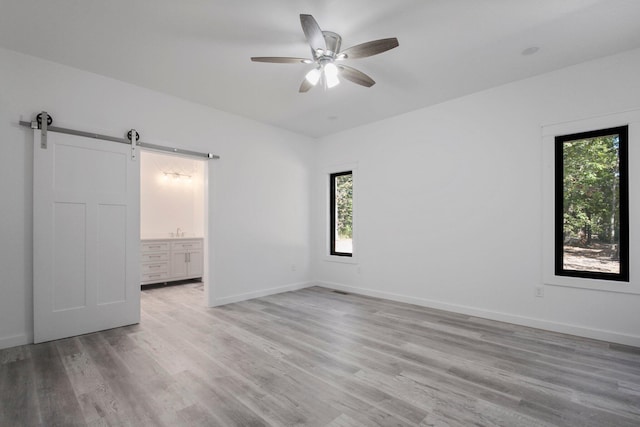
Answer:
xmin=330 ymin=170 xmax=353 ymax=257
xmin=554 ymin=125 xmax=629 ymax=282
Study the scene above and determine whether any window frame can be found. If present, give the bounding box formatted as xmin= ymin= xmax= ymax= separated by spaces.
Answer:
xmin=554 ymin=125 xmax=629 ymax=282
xmin=329 ymin=170 xmax=353 ymax=257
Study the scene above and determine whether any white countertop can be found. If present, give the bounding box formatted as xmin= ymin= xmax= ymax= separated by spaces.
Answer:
xmin=141 ymin=236 xmax=204 ymax=241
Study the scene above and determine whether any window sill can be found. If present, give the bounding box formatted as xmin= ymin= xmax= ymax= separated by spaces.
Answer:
xmin=323 ymin=255 xmax=358 ymax=265
xmin=543 ymin=274 xmax=640 ymax=295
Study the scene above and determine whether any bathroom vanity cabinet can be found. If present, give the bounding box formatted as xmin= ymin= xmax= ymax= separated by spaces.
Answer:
xmin=140 ymin=238 xmax=203 ymax=285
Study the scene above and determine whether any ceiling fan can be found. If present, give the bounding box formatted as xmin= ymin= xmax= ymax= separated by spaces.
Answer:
xmin=251 ymin=14 xmax=399 ymax=92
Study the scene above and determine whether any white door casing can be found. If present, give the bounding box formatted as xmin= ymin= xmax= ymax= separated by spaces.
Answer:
xmin=33 ymin=130 xmax=140 ymax=343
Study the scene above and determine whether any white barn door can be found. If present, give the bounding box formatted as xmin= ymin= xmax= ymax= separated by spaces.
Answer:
xmin=33 ymin=130 xmax=140 ymax=343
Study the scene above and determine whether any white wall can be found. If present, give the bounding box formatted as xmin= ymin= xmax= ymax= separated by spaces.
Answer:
xmin=140 ymin=150 xmax=205 ymax=239
xmin=0 ymin=47 xmax=314 ymax=349
xmin=312 ymin=48 xmax=640 ymax=347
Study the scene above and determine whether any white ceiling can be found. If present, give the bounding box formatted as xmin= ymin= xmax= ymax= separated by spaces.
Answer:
xmin=2 ymin=0 xmax=640 ymax=138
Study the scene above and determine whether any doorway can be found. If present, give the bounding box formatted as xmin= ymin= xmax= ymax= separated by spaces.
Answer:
xmin=139 ymin=150 xmax=208 ymax=301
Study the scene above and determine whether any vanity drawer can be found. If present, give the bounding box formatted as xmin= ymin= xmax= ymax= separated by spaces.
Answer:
xmin=171 ymin=240 xmax=203 ymax=251
xmin=141 ymin=271 xmax=170 ymax=283
xmin=141 ymin=252 xmax=169 ymax=262
xmin=141 ymin=241 xmax=170 ymax=252
xmin=141 ymin=261 xmax=169 ymax=274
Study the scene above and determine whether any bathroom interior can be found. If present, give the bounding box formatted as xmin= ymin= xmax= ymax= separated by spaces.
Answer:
xmin=139 ymin=150 xmax=206 ymax=290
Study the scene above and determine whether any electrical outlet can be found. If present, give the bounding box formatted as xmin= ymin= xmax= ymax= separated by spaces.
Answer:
xmin=535 ymin=286 xmax=544 ymax=298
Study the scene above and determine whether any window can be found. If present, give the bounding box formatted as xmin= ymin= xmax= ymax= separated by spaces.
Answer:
xmin=555 ymin=125 xmax=629 ymax=281
xmin=330 ymin=171 xmax=353 ymax=256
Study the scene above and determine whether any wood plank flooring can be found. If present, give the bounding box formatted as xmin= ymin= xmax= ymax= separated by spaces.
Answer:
xmin=1 ymin=284 xmax=640 ymax=426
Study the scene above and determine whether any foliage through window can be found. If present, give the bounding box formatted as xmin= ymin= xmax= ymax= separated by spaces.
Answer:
xmin=555 ymin=126 xmax=629 ymax=281
xmin=330 ymin=171 xmax=353 ymax=256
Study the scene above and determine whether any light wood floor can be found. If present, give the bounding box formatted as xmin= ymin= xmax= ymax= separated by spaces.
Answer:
xmin=1 ymin=284 xmax=640 ymax=426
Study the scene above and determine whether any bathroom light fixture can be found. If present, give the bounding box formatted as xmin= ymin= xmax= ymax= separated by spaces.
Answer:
xmin=163 ymin=172 xmax=192 ymax=181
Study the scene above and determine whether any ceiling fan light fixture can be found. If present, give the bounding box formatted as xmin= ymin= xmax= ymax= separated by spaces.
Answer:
xmin=326 ymin=74 xmax=340 ymax=88
xmin=324 ymin=63 xmax=340 ymax=88
xmin=305 ymin=67 xmax=322 ymax=85
xmin=325 ymin=62 xmax=339 ymax=76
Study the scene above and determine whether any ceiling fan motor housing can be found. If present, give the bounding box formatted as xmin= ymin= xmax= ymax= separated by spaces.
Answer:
xmin=320 ymin=31 xmax=341 ymax=58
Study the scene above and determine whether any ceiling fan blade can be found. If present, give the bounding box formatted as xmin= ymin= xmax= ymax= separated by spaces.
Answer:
xmin=251 ymin=57 xmax=311 ymax=64
xmin=300 ymin=14 xmax=326 ymax=53
xmin=338 ymin=65 xmax=375 ymax=87
xmin=299 ymin=77 xmax=314 ymax=93
xmin=340 ymin=37 xmax=399 ymax=59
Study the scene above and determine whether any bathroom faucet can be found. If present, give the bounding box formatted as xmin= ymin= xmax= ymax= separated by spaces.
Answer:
xmin=177 ymin=227 xmax=182 ymax=237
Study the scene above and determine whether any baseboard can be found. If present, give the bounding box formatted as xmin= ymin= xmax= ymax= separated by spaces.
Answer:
xmin=316 ymin=281 xmax=640 ymax=348
xmin=0 ymin=333 xmax=29 ymax=350
xmin=211 ymin=281 xmax=313 ymax=307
